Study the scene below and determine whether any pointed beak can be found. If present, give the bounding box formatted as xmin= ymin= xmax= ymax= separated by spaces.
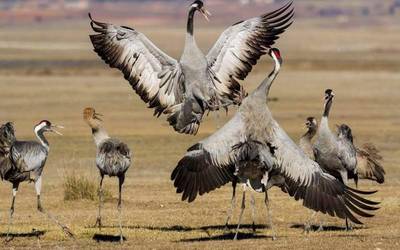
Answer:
xmin=51 ymin=125 xmax=64 ymax=136
xmin=94 ymin=112 xmax=103 ymax=121
xmin=200 ymin=7 xmax=211 ymax=22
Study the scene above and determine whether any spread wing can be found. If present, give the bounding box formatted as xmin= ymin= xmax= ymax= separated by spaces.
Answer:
xmin=356 ymin=143 xmax=385 ymax=183
xmin=206 ymin=2 xmax=293 ymax=102
xmin=264 ymin=121 xmax=380 ymax=224
xmin=171 ymin=114 xmax=246 ymax=202
xmin=89 ymin=14 xmax=184 ymax=116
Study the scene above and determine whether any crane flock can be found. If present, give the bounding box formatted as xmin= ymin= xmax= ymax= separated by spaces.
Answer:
xmin=0 ymin=0 xmax=386 ymax=243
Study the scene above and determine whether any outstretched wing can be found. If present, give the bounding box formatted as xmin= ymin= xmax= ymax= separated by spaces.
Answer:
xmin=206 ymin=2 xmax=293 ymax=102
xmin=171 ymin=114 xmax=246 ymax=202
xmin=264 ymin=121 xmax=380 ymax=224
xmin=356 ymin=144 xmax=385 ymax=183
xmin=89 ymin=14 xmax=184 ymax=116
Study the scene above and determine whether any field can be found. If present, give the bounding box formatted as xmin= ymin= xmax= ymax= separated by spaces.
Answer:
xmin=0 ymin=18 xmax=400 ymax=249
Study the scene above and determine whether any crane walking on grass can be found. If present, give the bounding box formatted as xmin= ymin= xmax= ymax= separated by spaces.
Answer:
xmin=0 ymin=121 xmax=73 ymax=241
xmin=83 ymin=107 xmax=132 ymax=243
xmin=88 ymin=0 xmax=293 ymax=135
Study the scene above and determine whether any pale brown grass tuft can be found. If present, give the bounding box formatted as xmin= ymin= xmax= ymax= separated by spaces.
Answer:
xmin=63 ymin=174 xmax=112 ymax=202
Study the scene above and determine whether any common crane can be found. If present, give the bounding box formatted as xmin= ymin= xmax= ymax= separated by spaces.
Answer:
xmin=83 ymin=107 xmax=132 ymax=243
xmin=89 ymin=0 xmax=293 ymax=135
xmin=0 ymin=121 xmax=73 ymax=241
xmin=171 ymin=48 xmax=379 ymax=239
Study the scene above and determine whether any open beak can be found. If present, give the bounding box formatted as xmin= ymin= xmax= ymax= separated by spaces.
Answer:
xmin=94 ymin=112 xmax=103 ymax=121
xmin=199 ymin=7 xmax=211 ymax=22
xmin=51 ymin=125 xmax=64 ymax=136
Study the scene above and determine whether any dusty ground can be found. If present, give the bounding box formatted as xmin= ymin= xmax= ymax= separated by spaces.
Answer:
xmin=0 ymin=19 xmax=399 ymax=249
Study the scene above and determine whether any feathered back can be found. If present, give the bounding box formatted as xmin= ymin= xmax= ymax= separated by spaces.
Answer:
xmin=356 ymin=143 xmax=385 ymax=184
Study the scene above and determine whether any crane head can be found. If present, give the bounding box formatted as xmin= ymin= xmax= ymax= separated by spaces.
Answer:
xmin=83 ymin=107 xmax=103 ymax=122
xmin=269 ymin=48 xmax=282 ymax=65
xmin=324 ymin=89 xmax=335 ymax=101
xmin=305 ymin=117 xmax=317 ymax=130
xmin=190 ymin=0 xmax=211 ymax=21
xmin=337 ymin=124 xmax=354 ymax=143
xmin=35 ymin=120 xmax=64 ymax=136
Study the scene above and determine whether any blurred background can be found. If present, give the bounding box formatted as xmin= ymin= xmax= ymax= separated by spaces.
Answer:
xmin=0 ymin=1 xmax=399 ymax=248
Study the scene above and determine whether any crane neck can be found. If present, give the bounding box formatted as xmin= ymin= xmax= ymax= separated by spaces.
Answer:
xmin=323 ymin=98 xmax=333 ymax=118
xmin=302 ymin=126 xmax=317 ymax=141
xmin=253 ymin=55 xmax=281 ymax=101
xmin=34 ymin=128 xmax=49 ymax=151
xmin=187 ymin=7 xmax=196 ymax=37
xmin=92 ymin=126 xmax=110 ymax=147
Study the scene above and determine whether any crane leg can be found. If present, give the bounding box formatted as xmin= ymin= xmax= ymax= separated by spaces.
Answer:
xmin=95 ymin=174 xmax=104 ymax=230
xmin=265 ymin=191 xmax=276 ymax=240
xmin=118 ymin=175 xmax=125 ymax=243
xmin=345 ymin=218 xmax=353 ymax=231
xmin=224 ymin=180 xmax=237 ymax=231
xmin=304 ymin=211 xmax=317 ymax=233
xmin=6 ymin=183 xmax=19 ymax=242
xmin=234 ymin=189 xmax=246 ymax=240
xmin=250 ymin=193 xmax=256 ymax=233
xmin=34 ymin=176 xmax=74 ymax=238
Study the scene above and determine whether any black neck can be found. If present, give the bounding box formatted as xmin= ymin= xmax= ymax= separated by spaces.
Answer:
xmin=304 ymin=127 xmax=317 ymax=139
xmin=187 ymin=7 xmax=196 ymax=36
xmin=323 ymin=98 xmax=333 ymax=117
xmin=36 ymin=130 xmax=49 ymax=149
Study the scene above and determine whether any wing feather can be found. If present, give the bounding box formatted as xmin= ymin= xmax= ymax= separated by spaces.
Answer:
xmin=171 ymin=114 xmax=246 ymax=202
xmin=89 ymin=14 xmax=184 ymax=116
xmin=206 ymin=2 xmax=294 ymax=103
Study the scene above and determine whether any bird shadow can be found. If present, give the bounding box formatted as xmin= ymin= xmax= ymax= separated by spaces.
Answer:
xmin=180 ymin=232 xmax=273 ymax=242
xmin=88 ymin=223 xmax=269 ymax=233
xmin=92 ymin=233 xmax=126 ymax=243
xmin=0 ymin=229 xmax=46 ymax=240
xmin=290 ymin=223 xmax=362 ymax=232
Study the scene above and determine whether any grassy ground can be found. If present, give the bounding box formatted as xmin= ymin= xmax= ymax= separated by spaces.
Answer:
xmin=0 ymin=20 xmax=399 ymax=249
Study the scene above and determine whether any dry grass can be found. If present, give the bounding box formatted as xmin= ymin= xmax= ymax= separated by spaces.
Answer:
xmin=63 ymin=173 xmax=112 ymax=202
xmin=0 ymin=20 xmax=399 ymax=249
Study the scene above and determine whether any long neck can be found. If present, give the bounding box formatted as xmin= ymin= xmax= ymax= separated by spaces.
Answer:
xmin=184 ymin=7 xmax=200 ymax=55
xmin=35 ymin=129 xmax=49 ymax=151
xmin=323 ymin=98 xmax=333 ymax=117
xmin=253 ymin=57 xmax=281 ymax=100
xmin=92 ymin=126 xmax=110 ymax=147
xmin=187 ymin=7 xmax=196 ymax=37
xmin=302 ymin=127 xmax=317 ymax=140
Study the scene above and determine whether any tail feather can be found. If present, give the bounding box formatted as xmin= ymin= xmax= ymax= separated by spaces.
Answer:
xmin=356 ymin=143 xmax=385 ymax=184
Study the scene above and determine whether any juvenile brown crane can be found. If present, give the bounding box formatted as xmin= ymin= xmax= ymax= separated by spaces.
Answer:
xmin=83 ymin=107 xmax=132 ymax=243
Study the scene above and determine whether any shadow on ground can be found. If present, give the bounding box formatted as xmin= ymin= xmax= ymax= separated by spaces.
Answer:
xmin=93 ymin=233 xmax=126 ymax=242
xmin=0 ymin=229 xmax=46 ymax=242
xmin=290 ymin=223 xmax=363 ymax=232
xmin=180 ymin=232 xmax=275 ymax=242
xmin=87 ymin=223 xmax=269 ymax=232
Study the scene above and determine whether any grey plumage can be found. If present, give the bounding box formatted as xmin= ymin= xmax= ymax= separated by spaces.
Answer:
xmin=299 ymin=117 xmax=317 ymax=161
xmin=355 ymin=143 xmax=385 ymax=184
xmin=313 ymin=90 xmax=358 ymax=186
xmin=83 ymin=107 xmax=132 ymax=243
xmin=0 ymin=121 xmax=73 ymax=240
xmin=171 ymin=48 xmax=379 ymax=229
xmin=88 ymin=1 xmax=293 ymax=135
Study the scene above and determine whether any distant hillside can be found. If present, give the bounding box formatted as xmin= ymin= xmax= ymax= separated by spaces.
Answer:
xmin=0 ymin=0 xmax=399 ymax=25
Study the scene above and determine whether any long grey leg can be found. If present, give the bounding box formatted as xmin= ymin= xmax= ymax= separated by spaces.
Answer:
xmin=35 ymin=176 xmax=74 ymax=238
xmin=234 ymin=188 xmax=246 ymax=240
xmin=224 ymin=180 xmax=237 ymax=231
xmin=6 ymin=183 xmax=19 ymax=242
xmin=265 ymin=191 xmax=276 ymax=240
xmin=118 ymin=175 xmax=125 ymax=243
xmin=250 ymin=193 xmax=256 ymax=233
xmin=95 ymin=174 xmax=104 ymax=230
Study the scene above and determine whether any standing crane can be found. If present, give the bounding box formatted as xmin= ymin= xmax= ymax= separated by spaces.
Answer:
xmin=171 ymin=48 xmax=380 ymax=239
xmin=0 ymin=121 xmax=73 ymax=241
xmin=83 ymin=107 xmax=132 ymax=243
xmin=88 ymin=0 xmax=293 ymax=135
